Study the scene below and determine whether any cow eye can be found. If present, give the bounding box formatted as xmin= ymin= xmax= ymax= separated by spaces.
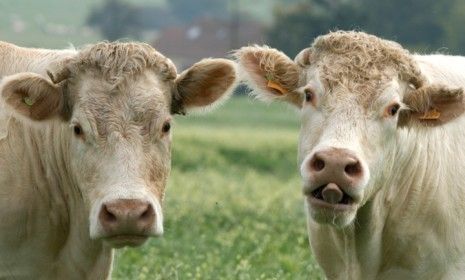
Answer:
xmin=386 ymin=103 xmax=401 ymax=117
xmin=73 ymin=124 xmax=83 ymax=136
xmin=162 ymin=121 xmax=171 ymax=133
xmin=304 ymin=88 xmax=314 ymax=103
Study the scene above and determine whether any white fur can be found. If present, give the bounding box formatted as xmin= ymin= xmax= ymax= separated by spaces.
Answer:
xmin=0 ymin=40 xmax=238 ymax=279
xmin=301 ymin=54 xmax=465 ymax=279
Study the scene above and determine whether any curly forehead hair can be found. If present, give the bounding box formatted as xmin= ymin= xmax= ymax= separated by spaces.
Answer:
xmin=310 ymin=31 xmax=425 ymax=93
xmin=49 ymin=42 xmax=177 ymax=87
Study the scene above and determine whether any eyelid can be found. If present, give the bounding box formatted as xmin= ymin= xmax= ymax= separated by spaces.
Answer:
xmin=383 ymin=101 xmax=402 ymax=117
xmin=159 ymin=116 xmax=172 ymax=136
xmin=303 ymin=87 xmax=317 ymax=106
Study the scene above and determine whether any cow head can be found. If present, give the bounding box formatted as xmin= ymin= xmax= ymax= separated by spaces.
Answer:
xmin=236 ymin=31 xmax=464 ymax=227
xmin=0 ymin=42 xmax=237 ymax=247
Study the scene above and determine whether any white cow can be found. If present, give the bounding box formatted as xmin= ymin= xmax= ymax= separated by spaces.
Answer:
xmin=0 ymin=41 xmax=237 ymax=279
xmin=236 ymin=31 xmax=465 ymax=279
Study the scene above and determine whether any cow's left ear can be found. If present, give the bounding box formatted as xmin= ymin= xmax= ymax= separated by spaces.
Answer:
xmin=0 ymin=72 xmax=69 ymax=121
xmin=234 ymin=45 xmax=303 ymax=107
xmin=171 ymin=58 xmax=237 ymax=114
xmin=399 ymin=84 xmax=465 ymax=127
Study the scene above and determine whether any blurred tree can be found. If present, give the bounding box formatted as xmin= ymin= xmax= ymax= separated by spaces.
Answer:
xmin=360 ymin=0 xmax=451 ymax=52
xmin=267 ymin=1 xmax=366 ymax=57
xmin=168 ymin=0 xmax=229 ymax=22
xmin=440 ymin=0 xmax=465 ymax=53
xmin=136 ymin=6 xmax=179 ymax=30
xmin=267 ymin=0 xmax=463 ymax=56
xmin=87 ymin=0 xmax=141 ymax=40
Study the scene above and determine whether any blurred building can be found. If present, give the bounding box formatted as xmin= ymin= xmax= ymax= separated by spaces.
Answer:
xmin=153 ymin=17 xmax=265 ymax=70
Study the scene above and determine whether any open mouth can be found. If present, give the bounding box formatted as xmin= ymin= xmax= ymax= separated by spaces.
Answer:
xmin=306 ymin=183 xmax=355 ymax=210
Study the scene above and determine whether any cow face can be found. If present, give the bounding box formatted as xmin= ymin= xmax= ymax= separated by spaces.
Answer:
xmin=236 ymin=32 xmax=464 ymax=228
xmin=0 ymin=42 xmax=237 ymax=247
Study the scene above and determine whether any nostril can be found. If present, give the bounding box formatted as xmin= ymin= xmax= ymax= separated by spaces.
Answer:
xmin=101 ymin=205 xmax=117 ymax=223
xmin=140 ymin=204 xmax=154 ymax=221
xmin=344 ymin=161 xmax=362 ymax=177
xmin=310 ymin=156 xmax=325 ymax=172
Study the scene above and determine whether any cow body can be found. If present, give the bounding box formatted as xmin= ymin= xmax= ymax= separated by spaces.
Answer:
xmin=0 ymin=43 xmax=100 ymax=279
xmin=305 ymin=54 xmax=465 ymax=280
xmin=0 ymin=41 xmax=237 ymax=279
xmin=236 ymin=32 xmax=465 ymax=279
xmin=0 ymin=118 xmax=114 ymax=279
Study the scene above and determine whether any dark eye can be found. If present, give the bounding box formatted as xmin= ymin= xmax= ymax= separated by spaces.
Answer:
xmin=386 ymin=103 xmax=401 ymax=117
xmin=162 ymin=122 xmax=171 ymax=133
xmin=304 ymin=88 xmax=314 ymax=103
xmin=73 ymin=124 xmax=83 ymax=136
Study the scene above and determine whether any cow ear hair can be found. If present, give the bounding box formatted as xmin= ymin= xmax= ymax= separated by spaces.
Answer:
xmin=171 ymin=58 xmax=237 ymax=115
xmin=0 ymin=72 xmax=69 ymax=121
xmin=234 ymin=45 xmax=303 ymax=107
xmin=399 ymin=84 xmax=464 ymax=127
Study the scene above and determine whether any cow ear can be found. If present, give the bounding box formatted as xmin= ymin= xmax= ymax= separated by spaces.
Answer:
xmin=399 ymin=84 xmax=465 ymax=127
xmin=171 ymin=58 xmax=237 ymax=114
xmin=234 ymin=45 xmax=303 ymax=107
xmin=0 ymin=72 xmax=68 ymax=121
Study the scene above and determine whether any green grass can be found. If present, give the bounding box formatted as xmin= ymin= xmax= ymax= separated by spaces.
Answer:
xmin=112 ymin=97 xmax=324 ymax=279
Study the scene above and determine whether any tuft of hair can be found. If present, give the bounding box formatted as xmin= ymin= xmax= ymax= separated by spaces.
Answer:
xmin=49 ymin=42 xmax=177 ymax=88
xmin=310 ymin=31 xmax=426 ymax=94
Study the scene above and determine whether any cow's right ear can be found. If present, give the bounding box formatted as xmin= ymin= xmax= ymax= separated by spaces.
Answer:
xmin=0 ymin=72 xmax=68 ymax=121
xmin=234 ymin=45 xmax=303 ymax=107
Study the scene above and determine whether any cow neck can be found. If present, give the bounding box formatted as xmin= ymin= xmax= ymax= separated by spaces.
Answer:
xmin=17 ymin=119 xmax=113 ymax=278
xmin=350 ymin=123 xmax=465 ymax=276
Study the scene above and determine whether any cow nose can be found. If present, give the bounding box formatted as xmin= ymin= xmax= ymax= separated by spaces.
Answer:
xmin=99 ymin=199 xmax=155 ymax=235
xmin=308 ymin=148 xmax=363 ymax=187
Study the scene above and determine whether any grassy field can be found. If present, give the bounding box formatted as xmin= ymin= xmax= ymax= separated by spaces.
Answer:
xmin=112 ymin=97 xmax=324 ymax=279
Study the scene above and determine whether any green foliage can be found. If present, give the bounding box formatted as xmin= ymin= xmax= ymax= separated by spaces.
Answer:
xmin=267 ymin=1 xmax=366 ymax=57
xmin=112 ymin=97 xmax=324 ymax=279
xmin=359 ymin=0 xmax=452 ymax=51
xmin=168 ymin=0 xmax=228 ymax=22
xmin=267 ymin=0 xmax=465 ymax=57
xmin=85 ymin=0 xmax=230 ymax=40
xmin=87 ymin=0 xmax=142 ymax=40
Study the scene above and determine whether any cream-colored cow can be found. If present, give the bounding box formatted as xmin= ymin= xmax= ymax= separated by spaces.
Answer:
xmin=236 ymin=31 xmax=465 ymax=279
xmin=0 ymin=41 xmax=237 ymax=279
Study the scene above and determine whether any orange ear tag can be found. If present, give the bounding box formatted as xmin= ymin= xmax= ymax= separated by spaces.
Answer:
xmin=267 ymin=80 xmax=287 ymax=95
xmin=419 ymin=108 xmax=441 ymax=120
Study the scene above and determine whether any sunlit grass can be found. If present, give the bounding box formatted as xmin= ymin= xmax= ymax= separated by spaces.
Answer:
xmin=112 ymin=97 xmax=324 ymax=279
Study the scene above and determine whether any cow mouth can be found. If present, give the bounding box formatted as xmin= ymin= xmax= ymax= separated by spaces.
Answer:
xmin=306 ymin=183 xmax=354 ymax=210
xmin=103 ymin=235 xmax=149 ymax=248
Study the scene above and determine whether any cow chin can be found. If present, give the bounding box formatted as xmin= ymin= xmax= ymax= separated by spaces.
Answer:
xmin=306 ymin=199 xmax=358 ymax=228
xmin=102 ymin=235 xmax=150 ymax=248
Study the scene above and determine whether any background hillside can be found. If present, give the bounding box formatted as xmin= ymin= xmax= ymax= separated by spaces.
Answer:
xmin=2 ymin=0 xmax=464 ymax=65
xmin=0 ymin=0 xmax=277 ymax=48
